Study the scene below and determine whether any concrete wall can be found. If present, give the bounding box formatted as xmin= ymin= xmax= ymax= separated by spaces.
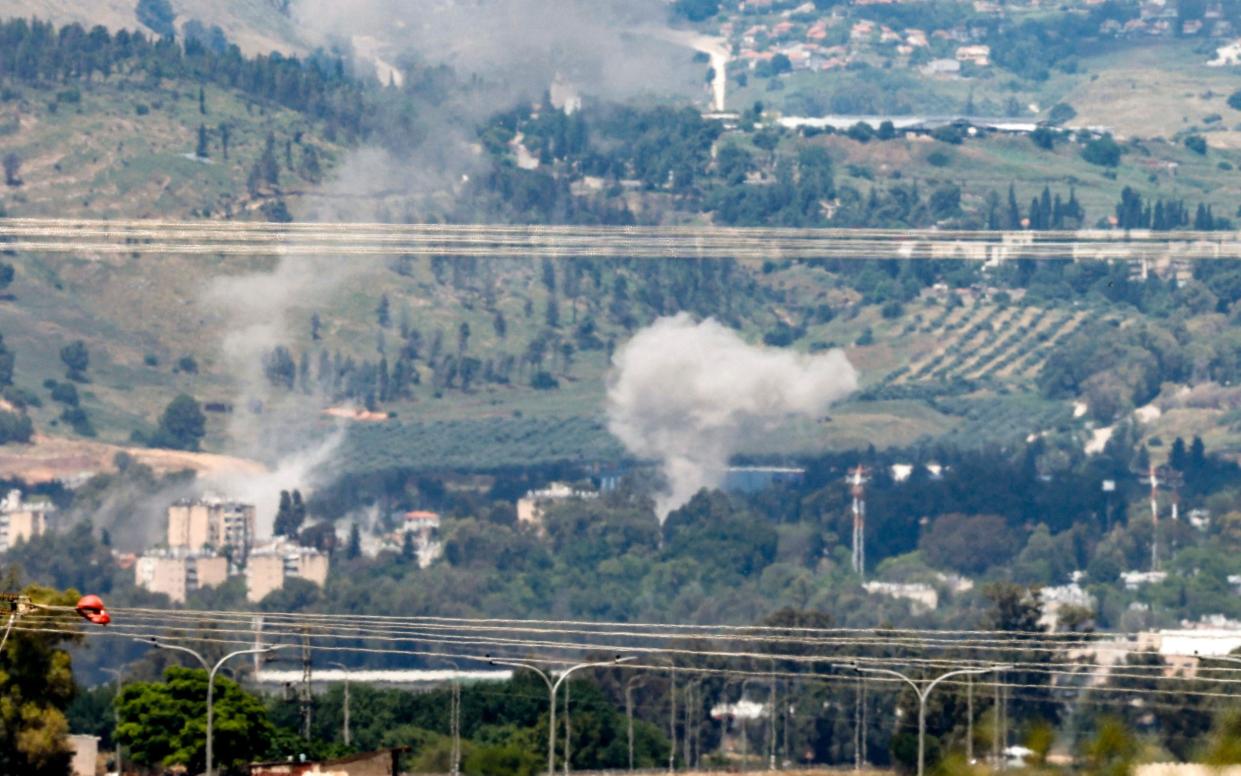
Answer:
xmin=67 ymin=734 xmax=98 ymax=776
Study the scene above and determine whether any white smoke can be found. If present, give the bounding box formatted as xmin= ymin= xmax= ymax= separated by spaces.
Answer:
xmin=606 ymin=314 xmax=859 ymax=522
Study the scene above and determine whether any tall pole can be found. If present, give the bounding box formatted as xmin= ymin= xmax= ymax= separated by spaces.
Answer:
xmin=841 ymin=664 xmax=1010 ymax=776
xmin=850 ymin=466 xmax=867 ymax=578
xmin=993 ymin=679 xmax=1001 ymax=769
xmin=627 ymin=676 xmax=647 ymax=771
xmin=490 ymin=656 xmax=633 ymax=776
xmin=768 ymin=664 xmax=777 ymax=771
xmin=965 ymin=674 xmax=973 ymax=764
xmin=101 ymin=668 xmax=124 ymax=776
xmin=1149 ymin=463 xmax=1160 ymax=571
xmin=327 ymin=662 xmax=351 ymax=747
xmin=138 ymin=638 xmax=282 ymax=776
xmin=668 ymin=663 xmax=677 ymax=774
xmin=564 ymin=680 xmax=571 ymax=776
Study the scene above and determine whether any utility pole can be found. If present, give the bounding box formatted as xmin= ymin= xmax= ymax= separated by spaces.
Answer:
xmin=327 ymin=662 xmax=351 ymax=747
xmin=966 ymin=674 xmax=974 ymax=764
xmin=626 ymin=676 xmax=647 ymax=771
xmin=564 ymin=681 xmax=572 ymax=776
xmin=839 ymin=663 xmax=1010 ymax=776
xmin=101 ymin=668 xmax=124 ymax=776
xmin=768 ymin=665 xmax=777 ymax=771
xmin=993 ymin=677 xmax=1004 ymax=770
xmin=849 ymin=465 xmax=869 ymax=578
xmin=300 ymin=630 xmax=313 ymax=739
xmin=668 ymin=664 xmax=677 ymax=774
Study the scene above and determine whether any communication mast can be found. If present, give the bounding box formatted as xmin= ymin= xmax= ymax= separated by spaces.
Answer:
xmin=1146 ymin=463 xmax=1160 ymax=571
xmin=848 ymin=465 xmax=870 ymax=578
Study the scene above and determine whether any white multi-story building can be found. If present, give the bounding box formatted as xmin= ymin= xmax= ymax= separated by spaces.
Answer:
xmin=516 ymin=483 xmax=597 ymax=528
xmin=134 ymin=549 xmax=229 ymax=604
xmin=0 ymin=489 xmax=53 ymax=552
xmin=167 ymin=497 xmax=256 ymax=559
xmin=245 ymin=540 xmax=330 ymax=603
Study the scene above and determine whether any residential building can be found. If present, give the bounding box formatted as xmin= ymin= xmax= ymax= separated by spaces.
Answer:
xmin=863 ymin=580 xmax=938 ymax=612
xmin=0 ymin=489 xmax=52 ymax=552
xmin=167 ymin=497 xmax=256 ymax=559
xmin=955 ymin=44 xmax=992 ymax=65
xmin=245 ymin=540 xmax=330 ymax=603
xmin=134 ymin=550 xmax=229 ymax=604
xmin=392 ymin=509 xmax=442 ymax=568
xmin=516 ymin=482 xmax=598 ymax=528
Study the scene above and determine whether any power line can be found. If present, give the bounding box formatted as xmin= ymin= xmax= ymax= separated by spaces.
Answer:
xmin=5 ymin=218 xmax=1241 ymax=260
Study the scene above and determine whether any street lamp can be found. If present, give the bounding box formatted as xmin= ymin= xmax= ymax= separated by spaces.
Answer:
xmin=101 ymin=668 xmax=124 ymax=776
xmin=836 ymin=663 xmax=1011 ymax=776
xmin=326 ymin=662 xmax=351 ymax=747
xmin=488 ymin=655 xmax=634 ymax=776
xmin=137 ymin=638 xmax=287 ymax=776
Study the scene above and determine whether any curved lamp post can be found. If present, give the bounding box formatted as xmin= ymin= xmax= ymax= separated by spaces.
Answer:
xmin=836 ymin=662 xmax=1011 ymax=776
xmin=137 ymin=638 xmax=287 ymax=776
xmin=488 ymin=655 xmax=634 ymax=776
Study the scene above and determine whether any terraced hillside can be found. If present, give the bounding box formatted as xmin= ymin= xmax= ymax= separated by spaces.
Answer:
xmin=875 ymin=299 xmax=1093 ymax=389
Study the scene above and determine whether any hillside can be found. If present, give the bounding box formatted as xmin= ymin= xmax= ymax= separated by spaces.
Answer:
xmin=1 ymin=16 xmax=1240 ymax=481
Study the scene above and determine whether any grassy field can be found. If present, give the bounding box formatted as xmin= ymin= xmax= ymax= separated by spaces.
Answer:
xmin=0 ymin=77 xmax=344 ymax=219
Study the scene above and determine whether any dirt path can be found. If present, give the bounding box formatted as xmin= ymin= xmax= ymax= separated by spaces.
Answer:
xmin=0 ymin=434 xmax=267 ymax=483
xmin=642 ymin=27 xmax=730 ymax=111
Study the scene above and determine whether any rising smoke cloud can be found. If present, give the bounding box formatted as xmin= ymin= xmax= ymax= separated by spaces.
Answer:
xmin=607 ymin=314 xmax=859 ymax=522
xmin=291 ymin=0 xmax=697 ymax=106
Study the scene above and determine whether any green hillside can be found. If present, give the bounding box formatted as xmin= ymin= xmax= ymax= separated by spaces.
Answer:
xmin=2 ymin=17 xmax=1241 ymax=476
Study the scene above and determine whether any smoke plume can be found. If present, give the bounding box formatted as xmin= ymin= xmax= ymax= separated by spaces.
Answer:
xmin=606 ymin=314 xmax=859 ymax=522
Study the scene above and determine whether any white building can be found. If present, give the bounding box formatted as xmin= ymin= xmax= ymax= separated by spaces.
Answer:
xmin=134 ymin=549 xmax=229 ymax=604
xmin=167 ymin=497 xmax=256 ymax=559
xmin=1040 ymin=583 xmax=1096 ymax=631
xmin=516 ymin=482 xmax=597 ymax=528
xmin=245 ymin=540 xmax=330 ymax=603
xmin=0 ymin=489 xmax=52 ymax=552
xmin=863 ymin=581 xmax=938 ymax=612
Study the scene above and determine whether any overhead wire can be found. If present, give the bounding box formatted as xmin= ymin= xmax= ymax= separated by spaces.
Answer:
xmin=5 ymin=218 xmax=1241 ymax=260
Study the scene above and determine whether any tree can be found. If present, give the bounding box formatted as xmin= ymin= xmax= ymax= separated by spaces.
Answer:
xmin=1048 ymin=102 xmax=1077 ymax=125
xmin=198 ymin=85 xmax=206 ymax=114
xmin=1229 ymin=89 xmax=1241 ymax=111
xmin=346 ymin=522 xmax=361 ymax=559
xmin=2 ymin=152 xmax=20 ymax=187
xmin=376 ymin=295 xmax=391 ymax=328
xmin=60 ymin=340 xmax=89 ymax=381
xmin=1081 ymin=134 xmax=1122 ymax=167
xmin=673 ymin=0 xmax=719 ymax=21
xmin=1185 ymin=134 xmax=1208 ymax=155
xmin=310 ymin=312 xmax=322 ymax=340
xmin=919 ymin=514 xmax=1016 ymax=575
xmin=153 ymin=394 xmax=206 ymax=451
xmin=136 ymin=0 xmax=176 ymax=37
xmin=0 ymin=332 xmax=13 ymax=388
xmin=117 ymin=666 xmax=274 ymax=774
xmin=219 ymin=123 xmax=230 ymax=160
xmin=0 ymin=584 xmax=81 ymax=776
xmin=196 ymin=124 xmax=209 ymax=158
xmin=274 ymin=490 xmax=295 ymax=537
xmin=0 ymin=263 xmax=15 ymax=293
